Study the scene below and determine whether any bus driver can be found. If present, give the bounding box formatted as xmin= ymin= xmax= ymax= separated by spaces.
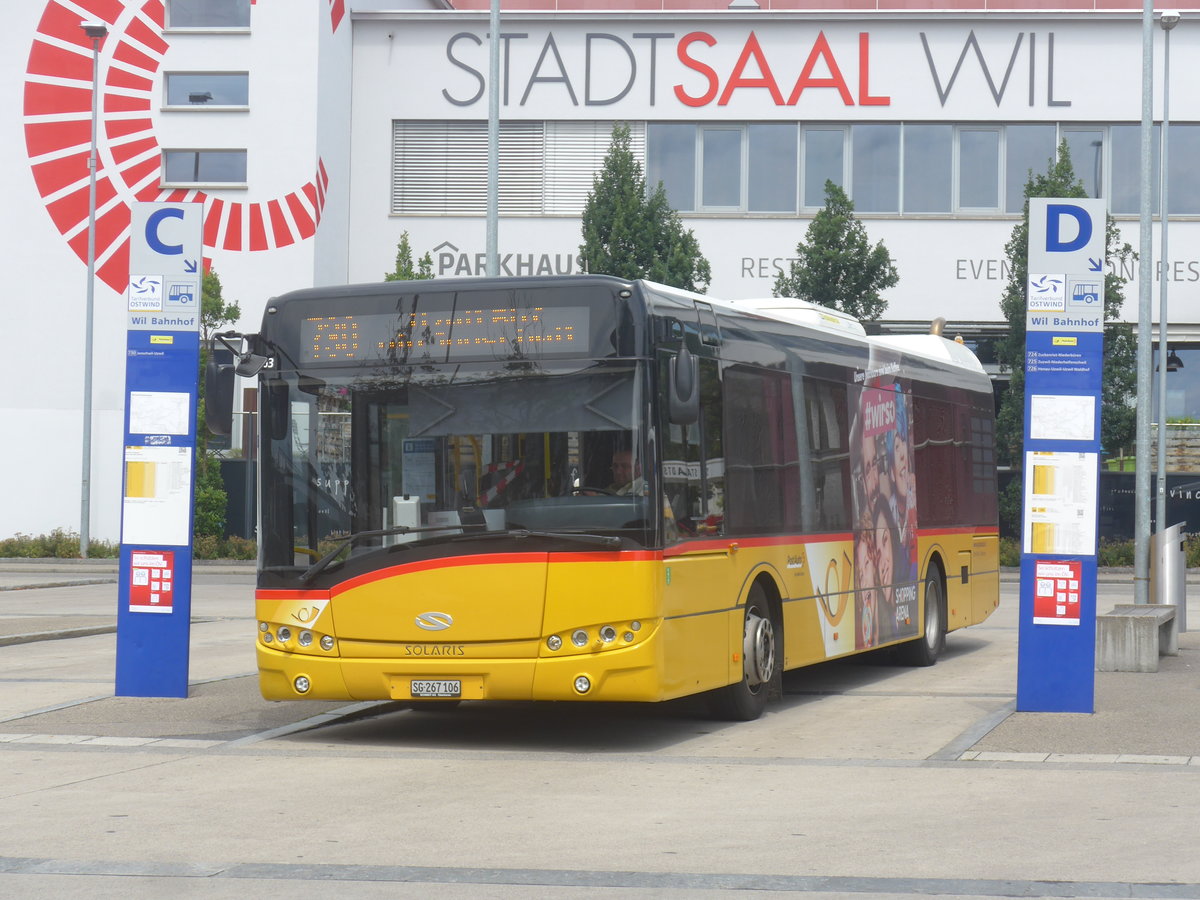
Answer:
xmin=609 ymin=448 xmax=646 ymax=496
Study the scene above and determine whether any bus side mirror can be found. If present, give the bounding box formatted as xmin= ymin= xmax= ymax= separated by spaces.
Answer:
xmin=669 ymin=347 xmax=699 ymax=425
xmin=204 ymin=352 xmax=235 ymax=437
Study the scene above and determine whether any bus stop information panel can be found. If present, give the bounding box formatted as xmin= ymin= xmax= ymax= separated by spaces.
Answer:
xmin=1017 ymin=198 xmax=1106 ymax=714
xmin=115 ymin=203 xmax=202 ymax=698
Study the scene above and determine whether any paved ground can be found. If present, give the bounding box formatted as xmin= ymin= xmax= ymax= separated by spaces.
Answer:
xmin=0 ymin=560 xmax=1197 ymax=898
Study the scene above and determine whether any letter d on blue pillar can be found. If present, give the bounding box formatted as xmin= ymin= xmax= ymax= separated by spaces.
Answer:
xmin=1017 ymin=198 xmax=1106 ymax=713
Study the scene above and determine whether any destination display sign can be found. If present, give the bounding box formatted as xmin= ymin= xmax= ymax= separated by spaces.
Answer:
xmin=300 ymin=307 xmax=590 ymax=363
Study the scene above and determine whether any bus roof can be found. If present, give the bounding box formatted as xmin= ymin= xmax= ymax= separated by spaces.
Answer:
xmin=702 ymin=294 xmax=987 ymax=376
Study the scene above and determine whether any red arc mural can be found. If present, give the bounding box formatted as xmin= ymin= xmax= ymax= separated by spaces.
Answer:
xmin=23 ymin=0 xmax=336 ymax=292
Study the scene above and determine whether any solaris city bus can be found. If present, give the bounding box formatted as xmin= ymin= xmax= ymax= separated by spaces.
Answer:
xmin=207 ymin=275 xmax=999 ymax=720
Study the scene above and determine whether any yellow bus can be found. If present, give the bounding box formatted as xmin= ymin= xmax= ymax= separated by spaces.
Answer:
xmin=208 ymin=275 xmax=999 ymax=720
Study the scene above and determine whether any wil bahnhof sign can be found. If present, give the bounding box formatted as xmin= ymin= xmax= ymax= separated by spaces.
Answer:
xmin=1017 ymin=198 xmax=1106 ymax=713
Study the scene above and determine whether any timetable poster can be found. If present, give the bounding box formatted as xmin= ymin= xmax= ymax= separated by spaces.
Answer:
xmin=1022 ymin=450 xmax=1098 ymax=556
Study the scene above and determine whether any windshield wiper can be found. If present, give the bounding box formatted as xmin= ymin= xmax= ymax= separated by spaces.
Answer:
xmin=445 ymin=529 xmax=622 ymax=549
xmin=299 ymin=524 xmax=484 ymax=584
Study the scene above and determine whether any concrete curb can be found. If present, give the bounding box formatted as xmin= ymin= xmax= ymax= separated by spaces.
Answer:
xmin=0 ymin=578 xmax=116 ymax=592
xmin=0 ymin=625 xmax=116 ymax=646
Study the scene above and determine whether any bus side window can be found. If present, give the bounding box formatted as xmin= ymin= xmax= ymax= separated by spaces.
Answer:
xmin=699 ymin=358 xmax=724 ymax=535
xmin=660 ymin=353 xmax=724 ymax=540
xmin=804 ymin=378 xmax=851 ymax=532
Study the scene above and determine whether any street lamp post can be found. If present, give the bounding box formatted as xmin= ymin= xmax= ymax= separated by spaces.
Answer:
xmin=80 ymin=20 xmax=107 ymax=559
xmin=1155 ymin=10 xmax=1181 ymax=541
xmin=485 ymin=0 xmax=499 ymax=276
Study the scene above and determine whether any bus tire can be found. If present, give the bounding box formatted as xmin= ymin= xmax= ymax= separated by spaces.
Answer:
xmin=899 ymin=567 xmax=945 ymax=667
xmin=707 ymin=583 xmax=777 ymax=721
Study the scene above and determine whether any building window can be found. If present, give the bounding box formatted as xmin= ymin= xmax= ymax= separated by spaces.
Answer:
xmin=1063 ymin=128 xmax=1105 ymax=199
xmin=163 ymin=150 xmax=247 ymax=184
xmin=802 ymin=128 xmax=846 ymax=208
xmin=748 ymin=124 xmax=797 ymax=213
xmin=649 ymin=123 xmax=801 ymax=213
xmin=903 ymin=124 xmax=952 ymax=213
xmin=166 ymin=0 xmax=250 ymax=28
xmin=1167 ymin=124 xmax=1200 ymax=215
xmin=701 ymin=127 xmax=742 ymax=209
xmin=1110 ymin=124 xmax=1159 ymax=216
xmin=1004 ymin=125 xmax=1057 ymax=213
xmin=647 ymin=123 xmax=696 ymax=211
xmin=165 ymin=73 xmax=249 ymax=108
xmin=852 ymin=124 xmax=900 ymax=213
xmin=543 ymin=122 xmax=645 ymax=214
xmin=392 ymin=118 xmax=1200 ymax=220
xmin=958 ymin=128 xmax=1001 ymax=211
xmin=391 ymin=121 xmax=643 ymax=216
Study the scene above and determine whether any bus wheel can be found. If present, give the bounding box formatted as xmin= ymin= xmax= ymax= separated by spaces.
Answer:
xmin=708 ymin=584 xmax=776 ymax=721
xmin=899 ymin=568 xmax=945 ymax=667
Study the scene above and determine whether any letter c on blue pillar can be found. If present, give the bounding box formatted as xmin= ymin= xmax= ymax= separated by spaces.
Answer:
xmin=146 ymin=207 xmax=186 ymax=256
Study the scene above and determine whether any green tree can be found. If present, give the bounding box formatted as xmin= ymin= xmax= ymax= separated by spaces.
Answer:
xmin=995 ymin=141 xmax=1136 ymax=473
xmin=196 ymin=268 xmax=242 ymax=540
xmin=580 ymin=123 xmax=711 ymax=293
xmin=772 ymin=180 xmax=898 ymax=322
xmin=385 ymin=231 xmax=433 ymax=281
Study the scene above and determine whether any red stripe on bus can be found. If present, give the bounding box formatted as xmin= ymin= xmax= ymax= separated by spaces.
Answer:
xmin=918 ymin=526 xmax=998 ymax=537
xmin=334 ymin=553 xmax=555 ymax=594
xmin=664 ymin=532 xmax=854 ymax=557
xmin=258 ymin=550 xmax=664 ymax=599
xmin=546 ymin=551 xmax=660 ymax=563
xmin=257 ymin=589 xmax=331 ymax=601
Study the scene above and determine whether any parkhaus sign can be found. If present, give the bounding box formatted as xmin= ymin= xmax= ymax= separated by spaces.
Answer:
xmin=373 ymin=19 xmax=1149 ymax=121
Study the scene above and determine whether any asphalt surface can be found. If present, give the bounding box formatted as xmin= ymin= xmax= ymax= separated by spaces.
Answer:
xmin=1 ymin=559 xmax=1198 ymax=898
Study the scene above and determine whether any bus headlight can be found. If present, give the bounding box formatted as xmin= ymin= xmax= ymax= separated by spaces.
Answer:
xmin=298 ymin=630 xmax=313 ymax=647
xmin=547 ymin=635 xmax=563 ymax=651
xmin=320 ymin=635 xmax=335 ymax=651
xmin=571 ymin=629 xmax=589 ymax=647
xmin=277 ymin=626 xmax=292 ymax=643
xmin=599 ymin=626 xmax=616 ymax=643
xmin=574 ymin=675 xmax=591 ymax=694
xmin=294 ymin=675 xmax=311 ymax=694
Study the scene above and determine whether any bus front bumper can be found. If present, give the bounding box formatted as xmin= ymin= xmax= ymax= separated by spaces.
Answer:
xmin=256 ymin=640 xmax=665 ymax=703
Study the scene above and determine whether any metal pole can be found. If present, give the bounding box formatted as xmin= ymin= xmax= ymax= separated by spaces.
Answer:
xmin=1155 ymin=12 xmax=1180 ymax=550
xmin=1134 ymin=0 xmax=1154 ymax=604
xmin=80 ymin=22 xmax=107 ymax=559
xmin=485 ymin=0 xmax=499 ymax=276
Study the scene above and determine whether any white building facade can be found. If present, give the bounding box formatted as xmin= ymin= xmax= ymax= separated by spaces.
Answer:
xmin=3 ymin=0 xmax=1199 ymax=540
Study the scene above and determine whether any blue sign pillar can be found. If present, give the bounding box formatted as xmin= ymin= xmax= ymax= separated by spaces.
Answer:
xmin=1016 ymin=198 xmax=1107 ymax=713
xmin=115 ymin=203 xmax=203 ymax=698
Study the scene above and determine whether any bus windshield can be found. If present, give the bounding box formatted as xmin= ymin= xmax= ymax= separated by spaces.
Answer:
xmin=259 ymin=362 xmax=653 ymax=581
